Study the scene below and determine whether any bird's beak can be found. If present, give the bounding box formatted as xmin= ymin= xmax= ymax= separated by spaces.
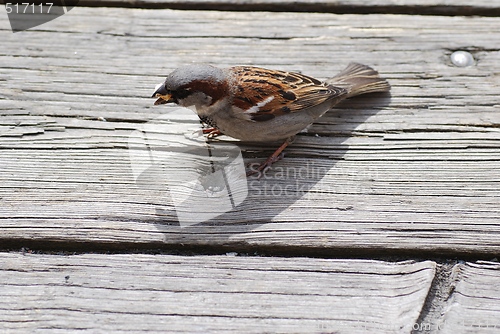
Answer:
xmin=152 ymin=82 xmax=174 ymax=105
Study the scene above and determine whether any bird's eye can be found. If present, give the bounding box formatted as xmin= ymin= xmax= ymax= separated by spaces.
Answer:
xmin=175 ymin=88 xmax=192 ymax=99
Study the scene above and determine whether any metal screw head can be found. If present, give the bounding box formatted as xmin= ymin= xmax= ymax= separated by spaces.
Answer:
xmin=451 ymin=51 xmax=475 ymax=67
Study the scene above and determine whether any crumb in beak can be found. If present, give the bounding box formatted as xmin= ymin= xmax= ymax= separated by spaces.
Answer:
xmin=154 ymin=94 xmax=171 ymax=105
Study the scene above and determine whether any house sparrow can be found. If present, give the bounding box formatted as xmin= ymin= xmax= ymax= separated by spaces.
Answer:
xmin=152 ymin=63 xmax=390 ymax=175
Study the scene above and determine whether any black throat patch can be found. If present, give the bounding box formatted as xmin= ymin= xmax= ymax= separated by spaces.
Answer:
xmin=199 ymin=115 xmax=218 ymax=129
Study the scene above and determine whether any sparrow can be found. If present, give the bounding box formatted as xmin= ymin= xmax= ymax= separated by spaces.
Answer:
xmin=152 ymin=63 xmax=390 ymax=175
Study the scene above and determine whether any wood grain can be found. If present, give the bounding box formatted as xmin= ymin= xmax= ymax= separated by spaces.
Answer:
xmin=73 ymin=0 xmax=500 ymax=17
xmin=440 ymin=262 xmax=500 ymax=333
xmin=0 ymin=253 xmax=436 ymax=333
xmin=1 ymin=7 xmax=499 ymax=256
xmin=1 ymin=4 xmax=500 ymax=333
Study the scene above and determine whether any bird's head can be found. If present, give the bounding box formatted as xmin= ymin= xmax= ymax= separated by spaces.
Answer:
xmin=152 ymin=64 xmax=229 ymax=110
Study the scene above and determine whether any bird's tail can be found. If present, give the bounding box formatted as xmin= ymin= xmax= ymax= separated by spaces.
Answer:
xmin=326 ymin=63 xmax=390 ymax=98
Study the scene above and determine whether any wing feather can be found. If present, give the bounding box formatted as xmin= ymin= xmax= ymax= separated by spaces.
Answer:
xmin=230 ymin=66 xmax=347 ymax=122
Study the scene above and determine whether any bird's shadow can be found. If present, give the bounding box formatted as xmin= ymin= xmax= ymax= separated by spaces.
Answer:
xmin=152 ymin=93 xmax=392 ymax=244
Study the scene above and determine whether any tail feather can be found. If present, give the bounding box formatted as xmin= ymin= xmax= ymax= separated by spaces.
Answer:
xmin=326 ymin=63 xmax=390 ymax=98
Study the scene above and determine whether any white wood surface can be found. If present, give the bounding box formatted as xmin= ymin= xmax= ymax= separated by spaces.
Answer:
xmin=440 ymin=262 xmax=500 ymax=333
xmin=75 ymin=0 xmax=500 ymax=14
xmin=1 ymin=7 xmax=499 ymax=256
xmin=0 ymin=253 xmax=436 ymax=333
xmin=1 ymin=4 xmax=500 ymax=333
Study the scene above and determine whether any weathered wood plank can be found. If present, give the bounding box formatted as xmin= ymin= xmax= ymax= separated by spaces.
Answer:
xmin=439 ymin=262 xmax=500 ymax=333
xmin=0 ymin=8 xmax=499 ymax=255
xmin=1 ymin=148 xmax=499 ymax=255
xmin=0 ymin=253 xmax=436 ymax=333
xmin=75 ymin=0 xmax=500 ymax=6
xmin=73 ymin=0 xmax=500 ymax=17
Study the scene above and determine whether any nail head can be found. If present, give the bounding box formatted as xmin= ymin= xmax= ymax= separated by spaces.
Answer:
xmin=451 ymin=51 xmax=475 ymax=67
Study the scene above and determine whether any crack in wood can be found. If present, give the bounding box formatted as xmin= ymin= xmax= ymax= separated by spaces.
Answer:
xmin=411 ymin=262 xmax=458 ymax=333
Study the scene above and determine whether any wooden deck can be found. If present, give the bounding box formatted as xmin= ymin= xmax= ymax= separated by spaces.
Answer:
xmin=1 ymin=1 xmax=499 ymax=332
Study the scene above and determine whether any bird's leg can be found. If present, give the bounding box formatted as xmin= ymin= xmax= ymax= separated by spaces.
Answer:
xmin=202 ymin=127 xmax=223 ymax=139
xmin=247 ymin=137 xmax=294 ymax=177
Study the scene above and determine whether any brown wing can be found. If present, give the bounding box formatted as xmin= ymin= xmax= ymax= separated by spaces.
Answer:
xmin=230 ymin=66 xmax=347 ymax=122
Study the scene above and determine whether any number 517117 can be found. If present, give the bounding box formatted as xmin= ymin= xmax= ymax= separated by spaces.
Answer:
xmin=5 ymin=3 xmax=54 ymax=14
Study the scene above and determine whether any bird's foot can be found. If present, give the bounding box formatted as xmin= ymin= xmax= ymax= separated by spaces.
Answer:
xmin=246 ymin=137 xmax=294 ymax=178
xmin=202 ymin=128 xmax=223 ymax=139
